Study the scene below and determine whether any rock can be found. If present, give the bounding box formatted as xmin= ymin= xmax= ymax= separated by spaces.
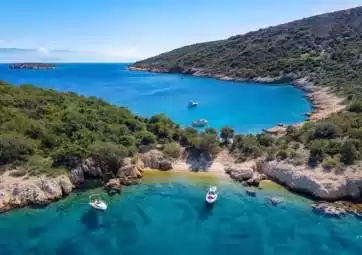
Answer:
xmin=81 ymin=158 xmax=102 ymax=178
xmin=105 ymin=178 xmax=122 ymax=195
xmin=225 ymin=165 xmax=254 ymax=182
xmin=312 ymin=202 xmax=346 ymax=217
xmin=246 ymin=190 xmax=257 ymax=197
xmin=246 ymin=173 xmax=262 ymax=187
xmin=117 ymin=157 xmax=143 ymax=179
xmin=37 ymin=179 xmax=63 ymax=199
xmin=69 ymin=166 xmax=85 ymax=186
xmin=260 ymin=160 xmax=353 ymax=200
xmin=57 ymin=175 xmax=73 ymax=195
xmin=159 ymin=159 xmax=173 ymax=171
xmin=139 ymin=150 xmax=173 ymax=171
xmin=266 ymin=197 xmax=283 ymax=206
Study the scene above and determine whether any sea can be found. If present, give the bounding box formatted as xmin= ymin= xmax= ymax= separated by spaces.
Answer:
xmin=1 ymin=63 xmax=360 ymax=255
xmin=0 ymin=173 xmax=361 ymax=255
xmin=0 ymin=63 xmax=311 ymax=133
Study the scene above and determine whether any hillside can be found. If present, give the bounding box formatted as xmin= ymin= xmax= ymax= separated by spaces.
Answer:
xmin=132 ymin=6 xmax=362 ymax=98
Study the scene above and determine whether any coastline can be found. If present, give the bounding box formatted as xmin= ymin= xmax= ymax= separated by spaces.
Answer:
xmin=128 ymin=66 xmax=346 ymax=131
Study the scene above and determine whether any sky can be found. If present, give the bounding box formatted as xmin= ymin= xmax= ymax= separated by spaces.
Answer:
xmin=0 ymin=0 xmax=361 ymax=63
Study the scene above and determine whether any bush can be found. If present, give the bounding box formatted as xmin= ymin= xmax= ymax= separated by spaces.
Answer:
xmin=276 ymin=150 xmax=288 ymax=160
xmin=0 ymin=134 xmax=34 ymax=165
xmin=312 ymin=122 xmax=341 ymax=139
xmin=340 ymin=140 xmax=359 ymax=165
xmin=220 ymin=126 xmax=234 ymax=144
xmin=308 ymin=139 xmax=327 ymax=163
xmin=163 ymin=142 xmax=181 ymax=159
xmin=348 ymin=101 xmax=362 ymax=113
xmin=257 ymin=133 xmax=274 ymax=147
xmin=89 ymin=141 xmax=128 ymax=173
xmin=322 ymin=157 xmax=338 ymax=170
xmin=195 ymin=133 xmax=220 ymax=156
xmin=137 ymin=131 xmax=156 ymax=146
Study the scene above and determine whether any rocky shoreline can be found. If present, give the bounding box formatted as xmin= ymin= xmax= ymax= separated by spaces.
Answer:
xmin=129 ymin=66 xmax=345 ymax=130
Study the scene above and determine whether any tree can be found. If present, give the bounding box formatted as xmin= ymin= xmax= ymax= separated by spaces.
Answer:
xmin=0 ymin=134 xmax=34 ymax=165
xmin=89 ymin=141 xmax=128 ymax=174
xmin=220 ymin=126 xmax=234 ymax=144
xmin=136 ymin=131 xmax=156 ymax=146
xmin=163 ymin=142 xmax=181 ymax=159
xmin=312 ymin=122 xmax=341 ymax=139
xmin=340 ymin=140 xmax=359 ymax=165
xmin=195 ymin=133 xmax=220 ymax=156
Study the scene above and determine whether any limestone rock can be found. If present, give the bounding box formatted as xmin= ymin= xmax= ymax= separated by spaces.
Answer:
xmin=260 ymin=160 xmax=350 ymax=200
xmin=225 ymin=164 xmax=253 ymax=182
xmin=140 ymin=150 xmax=173 ymax=171
xmin=57 ymin=175 xmax=73 ymax=195
xmin=117 ymin=157 xmax=142 ymax=179
xmin=312 ymin=202 xmax=347 ymax=217
xmin=69 ymin=166 xmax=85 ymax=186
xmin=105 ymin=178 xmax=122 ymax=195
xmin=81 ymin=158 xmax=102 ymax=177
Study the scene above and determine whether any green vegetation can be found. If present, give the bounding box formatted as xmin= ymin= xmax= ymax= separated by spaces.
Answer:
xmin=0 ymin=82 xmax=221 ymax=176
xmin=133 ymin=7 xmax=362 ymax=99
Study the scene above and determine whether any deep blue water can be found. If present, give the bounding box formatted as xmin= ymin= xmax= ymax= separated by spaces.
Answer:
xmin=0 ymin=176 xmax=361 ymax=255
xmin=0 ymin=63 xmax=311 ymax=133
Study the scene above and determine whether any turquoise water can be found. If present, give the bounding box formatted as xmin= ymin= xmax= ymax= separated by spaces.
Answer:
xmin=0 ymin=63 xmax=311 ymax=133
xmin=0 ymin=177 xmax=361 ymax=254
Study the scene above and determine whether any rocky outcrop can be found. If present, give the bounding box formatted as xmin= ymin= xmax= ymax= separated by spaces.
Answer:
xmin=139 ymin=150 xmax=173 ymax=171
xmin=312 ymin=202 xmax=347 ymax=217
xmin=225 ymin=165 xmax=254 ymax=181
xmin=0 ymin=174 xmax=73 ymax=213
xmin=104 ymin=178 xmax=122 ymax=195
xmin=261 ymin=160 xmax=362 ymax=201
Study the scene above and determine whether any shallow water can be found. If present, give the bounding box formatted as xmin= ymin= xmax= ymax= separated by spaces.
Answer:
xmin=0 ymin=175 xmax=361 ymax=255
xmin=0 ymin=63 xmax=311 ymax=133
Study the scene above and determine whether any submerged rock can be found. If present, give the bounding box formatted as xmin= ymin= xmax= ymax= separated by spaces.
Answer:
xmin=312 ymin=202 xmax=347 ymax=217
xmin=105 ymin=178 xmax=122 ymax=195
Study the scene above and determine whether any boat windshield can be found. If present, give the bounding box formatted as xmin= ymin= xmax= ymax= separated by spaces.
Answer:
xmin=209 ymin=191 xmax=215 ymax=195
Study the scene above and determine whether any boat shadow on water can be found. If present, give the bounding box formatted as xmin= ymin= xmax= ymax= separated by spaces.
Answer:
xmin=198 ymin=203 xmax=215 ymax=221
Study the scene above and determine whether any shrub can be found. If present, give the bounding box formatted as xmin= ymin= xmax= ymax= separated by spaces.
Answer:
xmin=257 ymin=133 xmax=274 ymax=147
xmin=340 ymin=140 xmax=359 ymax=165
xmin=276 ymin=150 xmax=288 ymax=160
xmin=89 ymin=141 xmax=129 ymax=174
xmin=0 ymin=134 xmax=34 ymax=165
xmin=195 ymin=133 xmax=220 ymax=156
xmin=136 ymin=131 xmax=156 ymax=146
xmin=163 ymin=142 xmax=181 ymax=159
xmin=220 ymin=126 xmax=234 ymax=144
xmin=348 ymin=101 xmax=362 ymax=113
xmin=312 ymin=122 xmax=341 ymax=139
xmin=308 ymin=139 xmax=327 ymax=163
xmin=322 ymin=157 xmax=338 ymax=170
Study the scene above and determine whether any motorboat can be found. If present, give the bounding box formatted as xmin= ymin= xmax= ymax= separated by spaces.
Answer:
xmin=205 ymin=186 xmax=218 ymax=204
xmin=89 ymin=194 xmax=107 ymax=211
xmin=192 ymin=119 xmax=208 ymax=127
xmin=188 ymin=101 xmax=198 ymax=108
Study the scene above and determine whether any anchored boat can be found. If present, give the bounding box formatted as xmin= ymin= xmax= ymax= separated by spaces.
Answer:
xmin=89 ymin=194 xmax=107 ymax=211
xmin=192 ymin=119 xmax=208 ymax=127
xmin=188 ymin=101 xmax=199 ymax=108
xmin=205 ymin=186 xmax=218 ymax=204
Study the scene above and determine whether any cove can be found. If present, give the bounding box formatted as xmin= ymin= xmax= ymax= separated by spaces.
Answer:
xmin=0 ymin=63 xmax=311 ymax=133
xmin=0 ymin=174 xmax=361 ymax=255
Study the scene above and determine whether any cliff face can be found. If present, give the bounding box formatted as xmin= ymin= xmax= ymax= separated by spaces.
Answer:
xmin=261 ymin=160 xmax=362 ymax=201
xmin=0 ymin=174 xmax=73 ymax=213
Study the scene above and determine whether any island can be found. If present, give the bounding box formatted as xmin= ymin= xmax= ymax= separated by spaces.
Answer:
xmin=9 ymin=63 xmax=56 ymax=70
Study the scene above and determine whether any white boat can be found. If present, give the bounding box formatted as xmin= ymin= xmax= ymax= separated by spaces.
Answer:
xmin=89 ymin=194 xmax=107 ymax=211
xmin=188 ymin=101 xmax=199 ymax=108
xmin=205 ymin=186 xmax=218 ymax=204
xmin=192 ymin=119 xmax=208 ymax=127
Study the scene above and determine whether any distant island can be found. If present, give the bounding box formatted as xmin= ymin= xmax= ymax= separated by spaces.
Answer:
xmin=9 ymin=63 xmax=56 ymax=70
